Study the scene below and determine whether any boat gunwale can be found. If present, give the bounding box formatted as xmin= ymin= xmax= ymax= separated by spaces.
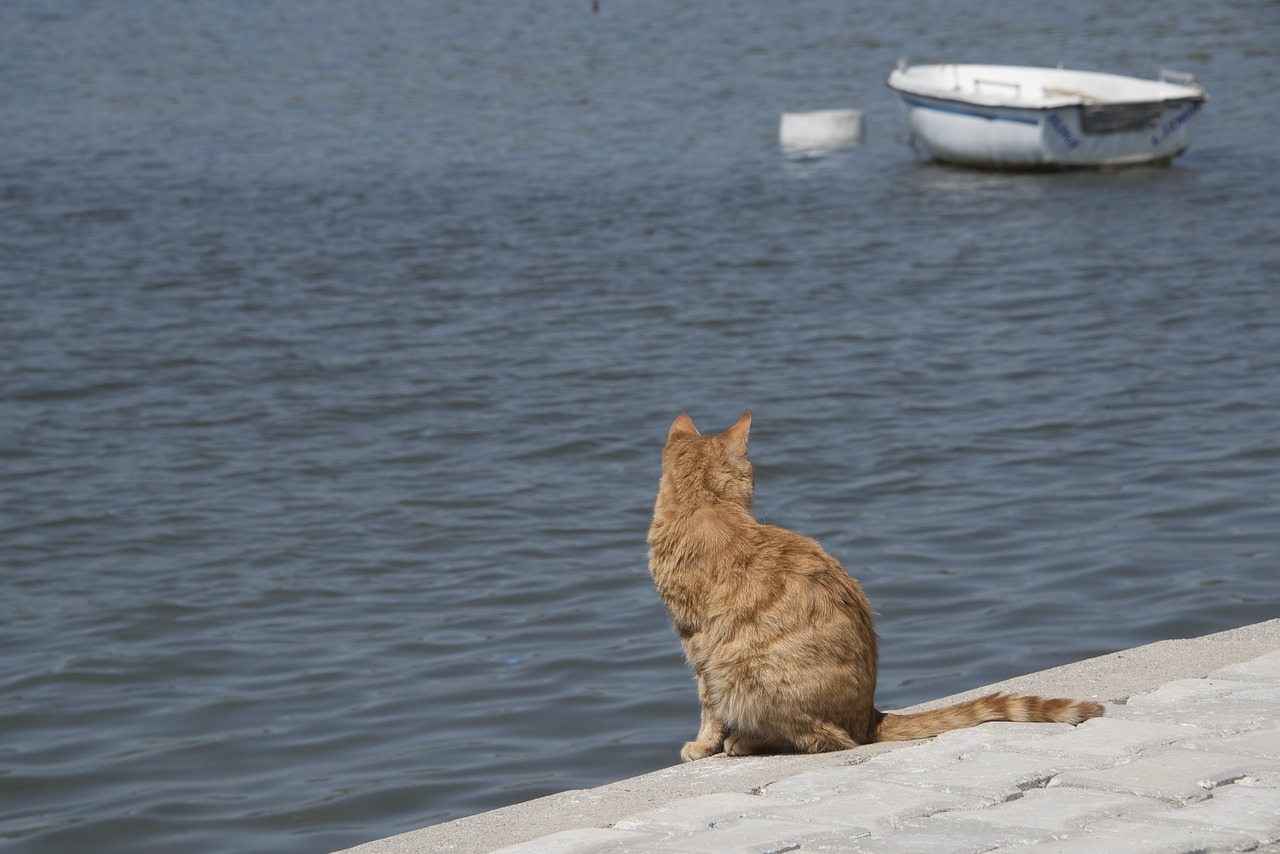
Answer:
xmin=886 ymin=63 xmax=1207 ymax=112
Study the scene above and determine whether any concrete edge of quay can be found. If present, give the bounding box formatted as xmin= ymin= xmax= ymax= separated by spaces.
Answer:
xmin=335 ymin=618 xmax=1280 ymax=854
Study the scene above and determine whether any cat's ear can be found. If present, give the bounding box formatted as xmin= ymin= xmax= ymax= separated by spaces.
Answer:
xmin=668 ymin=412 xmax=700 ymax=440
xmin=723 ymin=410 xmax=751 ymax=459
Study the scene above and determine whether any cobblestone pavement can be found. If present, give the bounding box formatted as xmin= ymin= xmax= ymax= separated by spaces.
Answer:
xmin=490 ymin=650 xmax=1280 ymax=854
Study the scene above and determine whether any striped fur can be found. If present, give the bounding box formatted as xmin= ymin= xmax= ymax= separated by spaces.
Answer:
xmin=875 ymin=692 xmax=1106 ymax=742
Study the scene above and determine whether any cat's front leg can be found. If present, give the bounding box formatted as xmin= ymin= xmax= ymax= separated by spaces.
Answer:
xmin=681 ymin=703 xmax=726 ymax=761
xmin=681 ymin=673 xmax=726 ymax=761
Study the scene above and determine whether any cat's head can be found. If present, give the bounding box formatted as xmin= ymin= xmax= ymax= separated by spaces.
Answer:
xmin=660 ymin=411 xmax=754 ymax=509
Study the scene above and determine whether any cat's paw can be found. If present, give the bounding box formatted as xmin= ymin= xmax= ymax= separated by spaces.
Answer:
xmin=680 ymin=740 xmax=719 ymax=762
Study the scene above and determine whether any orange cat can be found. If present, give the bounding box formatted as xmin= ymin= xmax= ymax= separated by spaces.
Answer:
xmin=647 ymin=411 xmax=1104 ymax=761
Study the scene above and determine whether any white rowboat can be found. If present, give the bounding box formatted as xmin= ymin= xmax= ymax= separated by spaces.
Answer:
xmin=886 ymin=63 xmax=1207 ymax=169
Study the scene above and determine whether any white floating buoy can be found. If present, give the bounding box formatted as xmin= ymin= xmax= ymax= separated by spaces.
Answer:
xmin=779 ymin=108 xmax=864 ymax=149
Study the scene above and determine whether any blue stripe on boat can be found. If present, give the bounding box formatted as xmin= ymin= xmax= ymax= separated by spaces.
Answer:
xmin=896 ymin=93 xmax=1043 ymax=126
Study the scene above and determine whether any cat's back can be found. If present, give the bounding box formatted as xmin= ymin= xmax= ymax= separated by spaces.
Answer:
xmin=745 ymin=520 xmax=873 ymax=611
xmin=750 ymin=520 xmax=848 ymax=576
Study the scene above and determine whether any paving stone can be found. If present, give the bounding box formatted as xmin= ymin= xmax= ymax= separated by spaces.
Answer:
xmin=1147 ymin=782 xmax=1280 ymax=839
xmin=935 ymin=786 xmax=1165 ymax=834
xmin=489 ymin=828 xmax=650 ymax=854
xmin=1238 ymin=772 xmax=1280 ymax=790
xmin=1184 ymin=720 xmax=1280 ymax=760
xmin=923 ymin=722 xmax=1077 ymax=754
xmin=763 ymin=765 xmax=886 ymax=802
xmin=1125 ymin=678 xmax=1280 ymax=718
xmin=629 ymin=817 xmax=833 ymax=853
xmin=1112 ymin=684 xmax=1280 ymax=734
xmin=754 ymin=780 xmax=995 ymax=834
xmin=867 ymin=748 xmax=1098 ymax=797
xmin=998 ymin=716 xmax=1202 ymax=760
xmin=992 ymin=819 xmax=1251 ymax=853
xmin=829 ymin=737 xmax=1090 ymax=798
xmin=612 ymin=792 xmax=785 ymax=834
xmin=1210 ymin=649 xmax=1280 ymax=682
xmin=798 ymin=819 xmax=1016 ymax=854
xmin=790 ymin=829 xmax=887 ymax=853
xmin=899 ymin=812 xmax=1061 ymax=849
xmin=1051 ymin=749 xmax=1267 ymax=804
xmin=1125 ymin=677 xmax=1261 ymax=707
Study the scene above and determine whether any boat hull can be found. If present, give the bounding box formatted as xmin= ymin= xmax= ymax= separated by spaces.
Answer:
xmin=888 ymin=65 xmax=1206 ymax=169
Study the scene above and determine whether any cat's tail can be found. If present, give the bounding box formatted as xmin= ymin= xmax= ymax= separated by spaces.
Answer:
xmin=872 ymin=692 xmax=1104 ymax=742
